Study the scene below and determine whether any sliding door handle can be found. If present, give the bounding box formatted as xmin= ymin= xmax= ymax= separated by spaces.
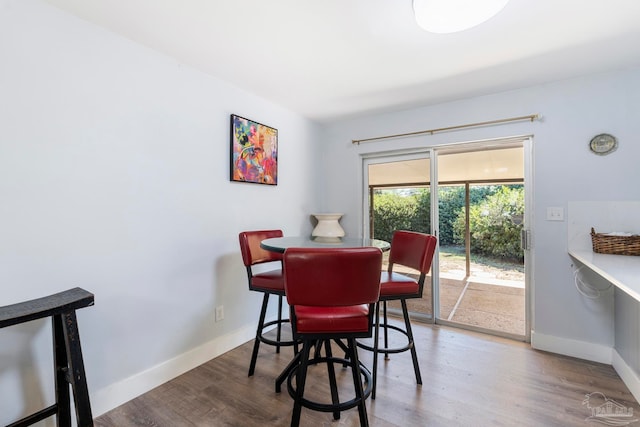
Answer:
xmin=520 ymin=229 xmax=530 ymax=251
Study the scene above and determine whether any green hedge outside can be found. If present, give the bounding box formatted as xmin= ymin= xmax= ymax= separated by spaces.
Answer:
xmin=372 ymin=185 xmax=524 ymax=261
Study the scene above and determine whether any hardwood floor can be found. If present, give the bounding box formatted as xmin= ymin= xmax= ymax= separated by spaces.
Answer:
xmin=95 ymin=321 xmax=639 ymax=426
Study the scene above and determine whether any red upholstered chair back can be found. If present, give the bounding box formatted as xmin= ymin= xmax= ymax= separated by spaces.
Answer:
xmin=239 ymin=229 xmax=284 ymax=267
xmin=388 ymin=230 xmax=437 ymax=276
xmin=284 ymin=248 xmax=382 ymax=307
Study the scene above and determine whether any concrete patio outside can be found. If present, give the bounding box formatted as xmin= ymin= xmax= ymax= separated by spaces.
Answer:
xmin=385 ymin=250 xmax=526 ymax=337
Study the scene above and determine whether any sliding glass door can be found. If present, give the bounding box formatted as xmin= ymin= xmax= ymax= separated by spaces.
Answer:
xmin=433 ymin=142 xmax=527 ymax=339
xmin=362 ymin=138 xmax=531 ymax=341
xmin=363 ymin=152 xmax=434 ymax=321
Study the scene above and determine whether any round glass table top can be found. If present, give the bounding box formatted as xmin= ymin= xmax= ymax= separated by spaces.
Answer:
xmin=260 ymin=236 xmax=390 ymax=253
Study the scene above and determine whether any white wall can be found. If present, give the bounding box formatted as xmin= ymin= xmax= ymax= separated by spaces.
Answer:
xmin=564 ymin=200 xmax=640 ymax=399
xmin=321 ymin=66 xmax=640 ymax=361
xmin=2 ymin=0 xmax=640 ymax=423
xmin=0 ymin=0 xmax=321 ymax=423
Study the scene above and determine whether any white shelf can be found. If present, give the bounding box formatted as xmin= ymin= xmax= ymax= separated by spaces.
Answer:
xmin=568 ymin=249 xmax=640 ymax=302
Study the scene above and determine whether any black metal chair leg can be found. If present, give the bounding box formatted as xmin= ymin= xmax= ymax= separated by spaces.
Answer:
xmin=401 ymin=299 xmax=422 ymax=385
xmin=334 ymin=339 xmax=350 ymax=368
xmin=276 ymin=296 xmax=283 ymax=353
xmin=323 ymin=340 xmax=340 ymax=420
xmin=348 ymin=338 xmax=369 ymax=427
xmin=383 ymin=301 xmax=390 ymax=361
xmin=291 ymin=341 xmax=312 ymax=427
xmin=249 ymin=294 xmax=270 ymax=376
xmin=313 ymin=339 xmax=322 ymax=359
xmin=372 ymin=302 xmax=380 ymax=400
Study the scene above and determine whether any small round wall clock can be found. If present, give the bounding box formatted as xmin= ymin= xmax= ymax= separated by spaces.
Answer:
xmin=589 ymin=133 xmax=617 ymax=155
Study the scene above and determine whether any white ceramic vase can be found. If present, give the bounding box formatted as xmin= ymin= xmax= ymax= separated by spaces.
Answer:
xmin=311 ymin=213 xmax=345 ymax=238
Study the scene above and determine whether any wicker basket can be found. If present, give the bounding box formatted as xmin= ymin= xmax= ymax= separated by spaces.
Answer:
xmin=591 ymin=228 xmax=640 ymax=256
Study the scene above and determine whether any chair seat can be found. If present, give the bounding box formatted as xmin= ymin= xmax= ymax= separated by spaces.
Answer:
xmin=294 ymin=304 xmax=370 ymax=334
xmin=250 ymin=269 xmax=285 ymax=292
xmin=379 ymin=271 xmax=419 ymax=297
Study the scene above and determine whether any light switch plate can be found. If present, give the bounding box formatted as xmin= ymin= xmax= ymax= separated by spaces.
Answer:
xmin=546 ymin=207 xmax=564 ymax=221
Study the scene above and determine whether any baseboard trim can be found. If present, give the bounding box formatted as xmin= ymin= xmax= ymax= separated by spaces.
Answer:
xmin=92 ymin=329 xmax=639 ymax=417
xmin=530 ymin=331 xmax=613 ymax=364
xmin=612 ymin=349 xmax=640 ymax=403
xmin=91 ymin=324 xmax=255 ymax=417
xmin=531 ymin=332 xmax=640 ymax=401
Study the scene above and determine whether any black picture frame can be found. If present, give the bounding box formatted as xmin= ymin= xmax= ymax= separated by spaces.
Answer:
xmin=230 ymin=114 xmax=278 ymax=185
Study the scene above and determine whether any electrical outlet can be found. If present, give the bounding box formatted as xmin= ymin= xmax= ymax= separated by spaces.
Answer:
xmin=546 ymin=207 xmax=564 ymax=221
xmin=215 ymin=305 xmax=224 ymax=322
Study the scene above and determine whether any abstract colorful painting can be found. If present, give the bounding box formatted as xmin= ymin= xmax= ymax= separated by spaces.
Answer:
xmin=230 ymin=114 xmax=278 ymax=185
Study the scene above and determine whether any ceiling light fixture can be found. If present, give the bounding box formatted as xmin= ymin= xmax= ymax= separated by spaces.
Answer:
xmin=412 ymin=0 xmax=510 ymax=34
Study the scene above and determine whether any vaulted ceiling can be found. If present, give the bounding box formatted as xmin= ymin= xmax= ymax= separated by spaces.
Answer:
xmin=43 ymin=0 xmax=640 ymax=123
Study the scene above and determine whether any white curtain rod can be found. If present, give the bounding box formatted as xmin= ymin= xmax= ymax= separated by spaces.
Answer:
xmin=351 ymin=113 xmax=541 ymax=145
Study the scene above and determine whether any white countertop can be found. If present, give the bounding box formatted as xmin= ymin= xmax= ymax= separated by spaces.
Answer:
xmin=568 ymin=248 xmax=640 ymax=302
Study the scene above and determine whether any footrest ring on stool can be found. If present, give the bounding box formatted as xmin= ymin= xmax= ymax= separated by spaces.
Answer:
xmin=357 ymin=322 xmax=413 ymax=355
xmin=286 ymin=355 xmax=372 ymax=413
xmin=259 ymin=318 xmax=299 ymax=348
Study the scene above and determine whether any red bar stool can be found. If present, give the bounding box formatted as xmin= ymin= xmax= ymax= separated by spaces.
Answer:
xmin=239 ymin=230 xmax=298 ymax=377
xmin=279 ymin=247 xmax=382 ymax=427
xmin=362 ymin=230 xmax=437 ymax=399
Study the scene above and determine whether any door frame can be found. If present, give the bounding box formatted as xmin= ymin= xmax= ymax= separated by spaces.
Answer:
xmin=361 ymin=136 xmax=533 ymax=342
xmin=361 ymin=149 xmax=432 ymax=238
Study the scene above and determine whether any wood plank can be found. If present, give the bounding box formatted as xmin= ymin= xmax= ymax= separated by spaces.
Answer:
xmin=95 ymin=323 xmax=639 ymax=426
